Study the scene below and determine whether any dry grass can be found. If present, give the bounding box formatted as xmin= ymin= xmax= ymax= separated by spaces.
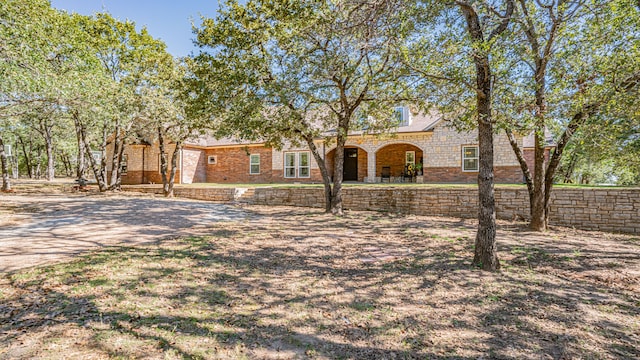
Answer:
xmin=1 ymin=205 xmax=639 ymax=359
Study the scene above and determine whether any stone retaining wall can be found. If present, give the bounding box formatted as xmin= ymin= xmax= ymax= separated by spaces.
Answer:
xmin=127 ymin=186 xmax=236 ymax=202
xmin=125 ymin=186 xmax=640 ymax=234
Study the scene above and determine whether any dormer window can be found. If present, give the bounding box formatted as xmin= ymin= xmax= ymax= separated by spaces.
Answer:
xmin=394 ymin=106 xmax=410 ymax=126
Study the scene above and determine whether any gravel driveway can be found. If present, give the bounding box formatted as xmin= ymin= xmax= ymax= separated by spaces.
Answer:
xmin=0 ymin=193 xmax=252 ymax=273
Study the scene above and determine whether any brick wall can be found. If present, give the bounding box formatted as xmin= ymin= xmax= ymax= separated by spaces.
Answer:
xmin=376 ymin=144 xmax=423 ymax=177
xmin=125 ymin=185 xmax=640 ymax=234
xmin=204 ymin=146 xmax=273 ymax=183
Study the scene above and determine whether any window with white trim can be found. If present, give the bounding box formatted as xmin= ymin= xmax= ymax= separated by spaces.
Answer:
xmin=91 ymin=151 xmax=102 ymax=163
xmin=298 ymin=152 xmax=310 ymax=178
xmin=208 ymin=155 xmax=217 ymax=165
xmin=462 ymin=146 xmax=479 ymax=172
xmin=284 ymin=151 xmax=311 ymax=178
xmin=394 ymin=106 xmax=410 ymax=126
xmin=405 ymin=151 xmax=415 ymax=166
xmin=249 ymin=154 xmax=260 ymax=174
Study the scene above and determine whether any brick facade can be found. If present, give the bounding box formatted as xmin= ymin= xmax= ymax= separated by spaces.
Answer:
xmin=204 ymin=146 xmax=273 ymax=183
xmin=375 ymin=144 xmax=423 ymax=177
xmin=113 ymin=121 xmax=533 ymax=185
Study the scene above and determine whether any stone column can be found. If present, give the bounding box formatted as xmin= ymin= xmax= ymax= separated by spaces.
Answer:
xmin=366 ymin=150 xmax=377 ymax=183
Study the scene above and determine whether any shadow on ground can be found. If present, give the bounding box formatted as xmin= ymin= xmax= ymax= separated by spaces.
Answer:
xmin=1 ymin=204 xmax=638 ymax=359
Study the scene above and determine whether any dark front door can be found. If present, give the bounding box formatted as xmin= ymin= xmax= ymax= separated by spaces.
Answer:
xmin=343 ymin=148 xmax=358 ymax=181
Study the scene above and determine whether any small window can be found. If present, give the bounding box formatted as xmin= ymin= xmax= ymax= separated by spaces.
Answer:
xmin=250 ymin=154 xmax=260 ymax=174
xmin=208 ymin=155 xmax=217 ymax=165
xmin=120 ymin=154 xmax=128 ymax=175
xmin=462 ymin=146 xmax=479 ymax=172
xmin=284 ymin=152 xmax=296 ymax=178
xmin=405 ymin=151 xmax=415 ymax=166
xmin=91 ymin=150 xmax=102 ymax=163
xmin=394 ymin=106 xmax=409 ymax=126
xmin=298 ymin=152 xmax=310 ymax=178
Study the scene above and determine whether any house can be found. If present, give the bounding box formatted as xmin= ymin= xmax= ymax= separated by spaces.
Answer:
xmin=109 ymin=107 xmax=536 ymax=185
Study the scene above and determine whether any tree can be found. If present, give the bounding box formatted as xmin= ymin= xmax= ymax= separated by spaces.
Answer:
xmin=74 ymin=13 xmax=172 ymax=191
xmin=193 ymin=0 xmax=418 ymax=214
xmin=139 ymin=58 xmax=206 ymax=197
xmin=410 ymin=0 xmax=515 ymax=270
xmin=0 ymin=136 xmax=10 ymax=192
xmin=501 ymin=0 xmax=640 ymax=230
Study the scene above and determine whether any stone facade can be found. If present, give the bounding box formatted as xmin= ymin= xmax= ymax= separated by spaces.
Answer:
xmin=323 ymin=124 xmax=522 ymax=183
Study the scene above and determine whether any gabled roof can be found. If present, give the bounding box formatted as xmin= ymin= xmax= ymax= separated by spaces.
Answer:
xmin=185 ymin=110 xmax=442 ymax=148
xmin=186 ymin=135 xmax=261 ymax=148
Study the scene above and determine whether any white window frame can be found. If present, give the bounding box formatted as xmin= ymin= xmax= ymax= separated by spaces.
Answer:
xmin=462 ymin=146 xmax=479 ymax=172
xmin=208 ymin=155 xmax=217 ymax=165
xmin=405 ymin=151 xmax=415 ymax=166
xmin=249 ymin=154 xmax=260 ymax=175
xmin=284 ymin=151 xmax=311 ymax=178
xmin=284 ymin=152 xmax=296 ymax=178
xmin=298 ymin=152 xmax=310 ymax=178
xmin=394 ymin=106 xmax=410 ymax=127
xmin=91 ymin=151 xmax=102 ymax=163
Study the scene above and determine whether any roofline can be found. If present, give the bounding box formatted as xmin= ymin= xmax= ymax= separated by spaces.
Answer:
xmin=184 ymin=143 xmax=266 ymax=150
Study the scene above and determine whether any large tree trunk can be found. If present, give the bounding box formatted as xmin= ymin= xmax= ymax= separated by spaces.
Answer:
xmin=109 ymin=121 xmax=125 ymax=191
xmin=166 ymin=140 xmax=183 ymax=198
xmin=35 ymin=146 xmax=42 ymax=179
xmin=330 ymin=125 xmax=348 ymax=215
xmin=474 ymin=94 xmax=499 ymax=271
xmin=542 ymin=106 xmax=595 ymax=225
xmin=75 ymin=120 xmax=86 ymax=179
xmin=80 ymin=120 xmax=109 ymax=192
xmin=18 ymin=135 xmax=32 ymax=179
xmin=506 ymin=130 xmax=534 ymax=214
xmin=43 ymin=122 xmax=55 ymax=181
xmin=158 ymin=127 xmax=170 ymax=196
xmin=304 ymin=135 xmax=333 ymax=213
xmin=530 ymin=130 xmax=547 ymax=230
xmin=458 ymin=0 xmax=514 ymax=271
xmin=0 ymin=136 xmax=11 ymax=192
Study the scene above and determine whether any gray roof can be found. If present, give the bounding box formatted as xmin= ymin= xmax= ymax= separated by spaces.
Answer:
xmin=185 ymin=111 xmax=442 ymax=148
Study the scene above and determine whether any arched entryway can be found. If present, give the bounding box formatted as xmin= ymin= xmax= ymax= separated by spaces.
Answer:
xmin=325 ymin=146 xmax=368 ymax=182
xmin=375 ymin=143 xmax=423 ymax=182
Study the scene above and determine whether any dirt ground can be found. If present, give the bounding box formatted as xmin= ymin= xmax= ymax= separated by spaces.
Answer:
xmin=0 ymin=191 xmax=251 ymax=273
xmin=1 ymin=187 xmax=639 ymax=359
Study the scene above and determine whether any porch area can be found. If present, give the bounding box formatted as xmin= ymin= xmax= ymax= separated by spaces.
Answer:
xmin=325 ymin=143 xmax=424 ymax=183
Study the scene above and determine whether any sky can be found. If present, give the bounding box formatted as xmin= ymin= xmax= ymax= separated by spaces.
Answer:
xmin=49 ymin=0 xmax=223 ymax=57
